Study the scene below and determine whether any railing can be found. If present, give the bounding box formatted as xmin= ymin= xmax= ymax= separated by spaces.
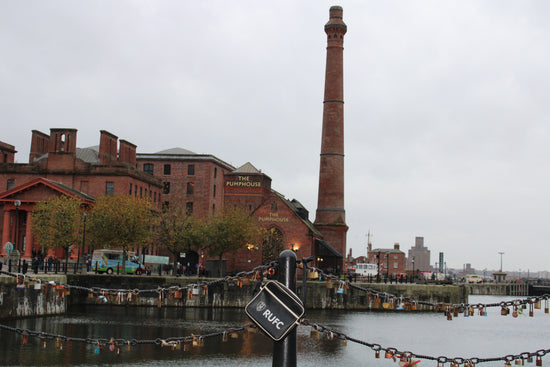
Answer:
xmin=1 ymin=254 xmax=550 ymax=367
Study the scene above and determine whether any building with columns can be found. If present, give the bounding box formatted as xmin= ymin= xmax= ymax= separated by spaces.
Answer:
xmin=0 ymin=129 xmax=161 ymax=260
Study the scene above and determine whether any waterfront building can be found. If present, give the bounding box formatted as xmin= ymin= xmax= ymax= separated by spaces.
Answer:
xmin=0 ymin=129 xmax=161 ymax=259
xmin=406 ymin=236 xmax=431 ymax=272
xmin=366 ymin=243 xmax=406 ymax=277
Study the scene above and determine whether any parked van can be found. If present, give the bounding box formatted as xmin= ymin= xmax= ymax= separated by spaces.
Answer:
xmin=352 ymin=263 xmax=378 ymax=277
xmin=466 ymin=274 xmax=483 ymax=283
xmin=91 ymin=249 xmax=145 ymax=275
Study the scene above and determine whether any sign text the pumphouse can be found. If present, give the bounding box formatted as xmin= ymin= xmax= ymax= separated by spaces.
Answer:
xmin=226 ymin=175 xmax=261 ymax=188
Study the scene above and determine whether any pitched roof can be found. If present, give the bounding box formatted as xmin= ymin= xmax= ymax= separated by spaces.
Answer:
xmin=0 ymin=177 xmax=95 ymax=204
xmin=76 ymin=147 xmax=99 ymax=164
xmin=154 ymin=147 xmax=196 ymax=155
xmin=233 ymin=162 xmax=260 ymax=173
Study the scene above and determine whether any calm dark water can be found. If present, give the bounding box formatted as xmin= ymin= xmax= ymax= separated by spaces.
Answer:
xmin=1 ymin=296 xmax=549 ymax=366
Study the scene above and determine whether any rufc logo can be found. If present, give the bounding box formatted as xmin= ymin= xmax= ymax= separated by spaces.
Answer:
xmin=256 ymin=301 xmax=267 ymax=312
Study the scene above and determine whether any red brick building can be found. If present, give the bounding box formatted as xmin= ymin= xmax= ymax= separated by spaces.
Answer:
xmin=136 ymin=148 xmax=234 ymax=219
xmin=366 ymin=243 xmax=406 ymax=277
xmin=223 ymin=163 xmax=340 ymax=275
xmin=0 ymin=129 xmax=162 ymax=259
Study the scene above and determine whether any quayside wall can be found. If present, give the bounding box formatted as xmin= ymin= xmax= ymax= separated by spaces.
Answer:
xmin=465 ymin=283 xmax=528 ymax=296
xmin=0 ymin=274 xmax=468 ymax=319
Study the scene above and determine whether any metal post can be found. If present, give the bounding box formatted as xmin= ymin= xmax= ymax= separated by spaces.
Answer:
xmin=76 ymin=213 xmax=87 ymax=274
xmin=301 ymin=256 xmax=313 ymax=306
xmin=273 ymin=250 xmax=297 ymax=367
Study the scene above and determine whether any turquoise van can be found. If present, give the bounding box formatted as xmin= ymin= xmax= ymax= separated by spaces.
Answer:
xmin=91 ymin=249 xmax=145 ymax=275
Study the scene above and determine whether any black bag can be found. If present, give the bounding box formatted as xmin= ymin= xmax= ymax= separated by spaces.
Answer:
xmin=245 ymin=280 xmax=305 ymax=341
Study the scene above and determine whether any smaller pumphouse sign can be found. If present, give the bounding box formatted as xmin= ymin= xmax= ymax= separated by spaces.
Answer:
xmin=245 ymin=280 xmax=304 ymax=341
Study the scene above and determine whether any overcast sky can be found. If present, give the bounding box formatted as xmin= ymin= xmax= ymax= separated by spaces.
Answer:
xmin=2 ymin=1 xmax=549 ymax=273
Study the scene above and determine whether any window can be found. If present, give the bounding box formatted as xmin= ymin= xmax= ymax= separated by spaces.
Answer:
xmin=80 ymin=181 xmax=89 ymax=193
xmin=7 ymin=179 xmax=14 ymax=190
xmin=163 ymin=201 xmax=170 ymax=211
xmin=164 ymin=164 xmax=171 ymax=175
xmin=186 ymin=202 xmax=193 ymax=215
xmin=212 ymin=203 xmax=215 ymax=214
xmin=188 ymin=164 xmax=195 ymax=176
xmin=139 ymin=187 xmax=143 ymax=197
xmin=394 ymin=254 xmax=398 ymax=260
xmin=213 ymin=184 xmax=216 ymax=197
xmin=134 ymin=185 xmax=137 ymax=196
xmin=393 ymin=262 xmax=399 ymax=269
xmin=106 ymin=181 xmax=114 ymax=195
xmin=214 ymin=167 xmax=217 ymax=178
xmin=163 ymin=182 xmax=170 ymax=194
xmin=187 ymin=182 xmax=194 ymax=195
xmin=154 ymin=192 xmax=157 ymax=202
xmin=129 ymin=183 xmax=132 ymax=195
xmin=144 ymin=163 xmax=154 ymax=175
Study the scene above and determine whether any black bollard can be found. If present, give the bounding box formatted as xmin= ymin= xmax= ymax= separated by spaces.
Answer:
xmin=273 ymin=250 xmax=297 ymax=367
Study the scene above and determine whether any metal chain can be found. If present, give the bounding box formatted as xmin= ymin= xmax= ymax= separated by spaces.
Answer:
xmin=0 ymin=322 xmax=253 ymax=349
xmin=301 ymin=319 xmax=550 ymax=365
xmin=307 ymin=265 xmax=550 ymax=312
xmin=2 ymin=262 xmax=550 ymax=363
xmin=0 ymin=262 xmax=277 ymax=297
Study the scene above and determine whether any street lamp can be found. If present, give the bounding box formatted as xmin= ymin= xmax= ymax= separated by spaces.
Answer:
xmin=412 ymin=257 xmax=415 ymax=283
xmin=498 ymin=251 xmax=505 ymax=272
xmin=376 ymin=251 xmax=381 ymax=282
xmin=386 ymin=253 xmax=389 ymax=281
xmin=13 ymin=200 xmax=21 ymax=252
xmin=76 ymin=213 xmax=87 ymax=273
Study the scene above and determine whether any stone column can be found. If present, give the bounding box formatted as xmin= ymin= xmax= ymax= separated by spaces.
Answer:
xmin=1 ymin=210 xmax=11 ymax=257
xmin=23 ymin=211 xmax=33 ymax=258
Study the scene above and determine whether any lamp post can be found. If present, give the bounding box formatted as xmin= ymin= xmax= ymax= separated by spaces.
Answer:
xmin=13 ymin=200 xmax=21 ymax=252
xmin=76 ymin=213 xmax=87 ymax=273
xmin=412 ymin=257 xmax=415 ymax=283
xmin=386 ymin=253 xmax=389 ymax=282
xmin=376 ymin=251 xmax=381 ymax=282
xmin=498 ymin=251 xmax=505 ymax=272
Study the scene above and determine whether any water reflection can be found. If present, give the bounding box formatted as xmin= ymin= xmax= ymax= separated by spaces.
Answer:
xmin=1 ymin=296 xmax=549 ymax=366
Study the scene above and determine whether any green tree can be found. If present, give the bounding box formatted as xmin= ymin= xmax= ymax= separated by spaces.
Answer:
xmin=32 ymin=195 xmax=85 ymax=271
xmin=155 ymin=201 xmax=203 ymax=276
xmin=202 ymin=207 xmax=262 ymax=277
xmin=262 ymin=227 xmax=284 ymax=264
xmin=86 ymin=195 xmax=154 ymax=273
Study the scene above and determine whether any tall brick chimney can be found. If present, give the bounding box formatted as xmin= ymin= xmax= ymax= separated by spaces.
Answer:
xmin=118 ymin=139 xmax=137 ymax=166
xmin=99 ymin=130 xmax=118 ymax=165
xmin=46 ymin=128 xmax=77 ymax=171
xmin=314 ymin=6 xmax=348 ymax=267
xmin=29 ymin=130 xmax=50 ymax=163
